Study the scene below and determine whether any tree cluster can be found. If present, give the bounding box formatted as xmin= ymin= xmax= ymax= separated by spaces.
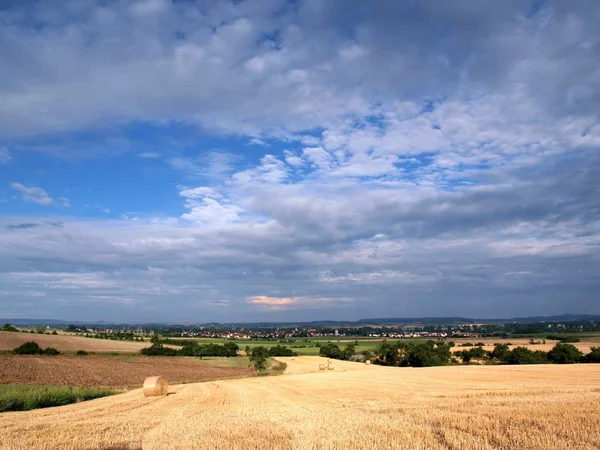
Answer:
xmin=2 ymin=323 xmax=18 ymax=332
xmin=319 ymin=342 xmax=357 ymax=360
xmin=13 ymin=341 xmax=60 ymax=356
xmin=458 ymin=343 xmax=599 ymax=365
xmin=140 ymin=339 xmax=239 ymax=357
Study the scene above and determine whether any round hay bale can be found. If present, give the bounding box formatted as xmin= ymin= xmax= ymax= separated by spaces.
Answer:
xmin=143 ymin=376 xmax=169 ymax=397
xmin=327 ymin=365 xmax=334 ymax=371
xmin=365 ymin=360 xmax=371 ymax=365
xmin=319 ymin=363 xmax=328 ymax=370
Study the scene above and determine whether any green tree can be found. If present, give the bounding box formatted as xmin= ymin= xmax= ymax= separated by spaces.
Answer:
xmin=548 ymin=343 xmax=583 ymax=364
xmin=341 ymin=343 xmax=356 ymax=361
xmin=2 ymin=323 xmax=18 ymax=332
xmin=374 ymin=341 xmax=400 ymax=366
xmin=505 ymin=347 xmax=549 ymax=365
xmin=319 ymin=343 xmax=342 ymax=359
xmin=491 ymin=343 xmax=510 ymax=361
xmin=249 ymin=346 xmax=269 ymax=373
xmin=583 ymin=346 xmax=600 ymax=363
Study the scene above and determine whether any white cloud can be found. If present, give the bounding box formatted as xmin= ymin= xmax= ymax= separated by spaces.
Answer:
xmin=181 ymin=197 xmax=242 ymax=225
xmin=0 ymin=148 xmax=10 ymax=164
xmin=179 ymin=186 xmax=219 ymax=199
xmin=10 ymin=183 xmax=55 ymax=205
xmin=58 ymin=197 xmax=71 ymax=208
xmin=138 ymin=152 xmax=160 ymax=159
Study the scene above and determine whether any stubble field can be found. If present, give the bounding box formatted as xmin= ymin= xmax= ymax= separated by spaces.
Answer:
xmin=0 ymin=356 xmax=598 ymax=449
xmin=0 ymin=331 xmax=151 ymax=353
xmin=0 ymin=355 xmax=255 ymax=388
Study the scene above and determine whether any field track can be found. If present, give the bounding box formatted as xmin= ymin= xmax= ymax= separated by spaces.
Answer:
xmin=0 ymin=331 xmax=151 ymax=353
xmin=1 ymin=356 xmax=599 ymax=449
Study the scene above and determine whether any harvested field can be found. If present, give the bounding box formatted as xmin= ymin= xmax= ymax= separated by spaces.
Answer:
xmin=0 ymin=355 xmax=255 ymax=388
xmin=0 ymin=357 xmax=599 ymax=449
xmin=0 ymin=331 xmax=153 ymax=353
xmin=451 ymin=343 xmax=594 ymax=354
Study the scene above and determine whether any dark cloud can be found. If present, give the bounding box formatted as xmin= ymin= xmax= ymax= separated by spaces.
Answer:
xmin=6 ymin=223 xmax=40 ymax=230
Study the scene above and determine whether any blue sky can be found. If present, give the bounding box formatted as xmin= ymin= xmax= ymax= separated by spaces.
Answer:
xmin=1 ymin=0 xmax=599 ymax=322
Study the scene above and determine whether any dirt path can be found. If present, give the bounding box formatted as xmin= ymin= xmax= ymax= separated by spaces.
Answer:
xmin=0 ymin=359 xmax=599 ymax=449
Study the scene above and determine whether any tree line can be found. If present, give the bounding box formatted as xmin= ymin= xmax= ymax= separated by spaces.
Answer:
xmin=319 ymin=340 xmax=600 ymax=367
xmin=140 ymin=337 xmax=239 ymax=357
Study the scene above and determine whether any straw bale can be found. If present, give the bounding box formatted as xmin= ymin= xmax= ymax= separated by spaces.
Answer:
xmin=143 ymin=376 xmax=168 ymax=397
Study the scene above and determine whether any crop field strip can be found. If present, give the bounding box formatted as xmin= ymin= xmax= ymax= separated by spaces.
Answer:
xmin=0 ymin=355 xmax=255 ymax=387
xmin=0 ymin=356 xmax=598 ymax=449
xmin=0 ymin=331 xmax=153 ymax=353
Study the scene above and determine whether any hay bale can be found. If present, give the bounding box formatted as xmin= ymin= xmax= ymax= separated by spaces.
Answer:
xmin=143 ymin=376 xmax=169 ymax=397
xmin=365 ymin=360 xmax=371 ymax=365
xmin=319 ymin=363 xmax=328 ymax=371
xmin=327 ymin=364 xmax=334 ymax=371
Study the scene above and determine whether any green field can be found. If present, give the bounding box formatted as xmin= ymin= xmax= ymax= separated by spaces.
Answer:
xmin=0 ymin=384 xmax=114 ymax=413
xmin=175 ymin=337 xmax=383 ymax=356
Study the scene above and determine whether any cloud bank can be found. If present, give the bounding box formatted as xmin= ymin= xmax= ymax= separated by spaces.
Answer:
xmin=0 ymin=0 xmax=598 ymax=322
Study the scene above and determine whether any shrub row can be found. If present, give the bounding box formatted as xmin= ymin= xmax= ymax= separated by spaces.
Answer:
xmin=141 ymin=341 xmax=239 ymax=357
xmin=0 ymin=385 xmax=113 ymax=413
xmin=13 ymin=341 xmax=60 ymax=356
xmin=457 ymin=343 xmax=600 ymax=365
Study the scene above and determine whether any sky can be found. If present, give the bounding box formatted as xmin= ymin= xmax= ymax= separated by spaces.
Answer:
xmin=0 ymin=0 xmax=599 ymax=323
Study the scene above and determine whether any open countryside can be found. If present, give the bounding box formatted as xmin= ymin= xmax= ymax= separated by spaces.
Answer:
xmin=2 ymin=1 xmax=600 ymax=449
xmin=1 ymin=357 xmax=599 ymax=449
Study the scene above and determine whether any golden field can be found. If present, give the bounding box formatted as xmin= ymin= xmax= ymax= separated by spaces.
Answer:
xmin=0 ymin=331 xmax=151 ymax=353
xmin=1 ymin=356 xmax=599 ymax=449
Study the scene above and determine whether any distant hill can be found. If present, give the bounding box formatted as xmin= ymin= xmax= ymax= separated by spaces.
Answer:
xmin=1 ymin=313 xmax=599 ymax=327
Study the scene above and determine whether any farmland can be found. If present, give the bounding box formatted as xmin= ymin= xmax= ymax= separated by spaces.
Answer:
xmin=0 ymin=331 xmax=153 ymax=353
xmin=167 ymin=335 xmax=599 ymax=357
xmin=0 ymin=355 xmax=256 ymax=388
xmin=0 ymin=356 xmax=598 ymax=449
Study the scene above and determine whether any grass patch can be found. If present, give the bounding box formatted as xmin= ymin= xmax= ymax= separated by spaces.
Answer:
xmin=0 ymin=384 xmax=114 ymax=413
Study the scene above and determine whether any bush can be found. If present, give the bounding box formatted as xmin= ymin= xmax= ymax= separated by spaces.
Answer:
xmin=13 ymin=341 xmax=43 ymax=355
xmin=140 ymin=343 xmax=178 ymax=356
xmin=546 ymin=335 xmax=581 ymax=343
xmin=267 ymin=345 xmax=295 ymax=357
xmin=141 ymin=340 xmax=239 ymax=357
xmin=43 ymin=347 xmax=60 ymax=356
xmin=76 ymin=350 xmax=88 ymax=356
